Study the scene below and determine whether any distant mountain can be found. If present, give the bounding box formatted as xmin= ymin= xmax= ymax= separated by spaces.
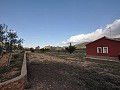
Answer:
xmin=74 ymin=42 xmax=90 ymax=49
xmin=74 ymin=37 xmax=120 ymax=49
xmin=73 ymin=37 xmax=120 ymax=49
xmin=113 ymin=38 xmax=120 ymax=41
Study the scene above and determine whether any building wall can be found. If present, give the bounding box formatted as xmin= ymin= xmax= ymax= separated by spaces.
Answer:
xmin=86 ymin=37 xmax=120 ymax=57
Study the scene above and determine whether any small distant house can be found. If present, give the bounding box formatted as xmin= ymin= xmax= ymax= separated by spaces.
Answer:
xmin=86 ymin=36 xmax=120 ymax=60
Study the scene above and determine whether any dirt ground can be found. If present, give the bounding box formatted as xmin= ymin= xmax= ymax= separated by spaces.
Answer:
xmin=26 ymin=52 xmax=120 ymax=90
xmin=27 ymin=53 xmax=94 ymax=67
xmin=0 ymin=53 xmax=10 ymax=67
xmin=26 ymin=53 xmax=96 ymax=90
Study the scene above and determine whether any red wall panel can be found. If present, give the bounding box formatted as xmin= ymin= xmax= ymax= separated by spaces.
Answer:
xmin=86 ymin=37 xmax=120 ymax=57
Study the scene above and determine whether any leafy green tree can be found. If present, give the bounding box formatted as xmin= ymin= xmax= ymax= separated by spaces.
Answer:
xmin=0 ymin=24 xmax=7 ymax=55
xmin=4 ymin=42 xmax=9 ymax=52
xmin=0 ymin=23 xmax=24 ymax=65
xmin=7 ymin=30 xmax=18 ymax=52
xmin=0 ymin=24 xmax=24 ymax=53
xmin=65 ymin=43 xmax=76 ymax=54
xmin=0 ymin=24 xmax=7 ymax=42
xmin=17 ymin=38 xmax=24 ymax=50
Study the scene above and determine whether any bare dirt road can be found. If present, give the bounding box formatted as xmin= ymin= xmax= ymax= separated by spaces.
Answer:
xmin=26 ymin=53 xmax=90 ymax=90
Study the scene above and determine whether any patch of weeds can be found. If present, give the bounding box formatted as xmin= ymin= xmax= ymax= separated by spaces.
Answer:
xmin=0 ymin=66 xmax=10 ymax=74
xmin=13 ymin=54 xmax=19 ymax=59
xmin=10 ymin=59 xmax=16 ymax=63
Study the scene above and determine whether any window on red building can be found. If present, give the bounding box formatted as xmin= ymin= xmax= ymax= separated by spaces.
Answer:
xmin=97 ymin=47 xmax=102 ymax=53
xmin=103 ymin=47 xmax=108 ymax=53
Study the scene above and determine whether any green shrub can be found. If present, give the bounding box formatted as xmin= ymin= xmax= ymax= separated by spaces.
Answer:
xmin=65 ymin=43 xmax=76 ymax=54
xmin=30 ymin=48 xmax=34 ymax=52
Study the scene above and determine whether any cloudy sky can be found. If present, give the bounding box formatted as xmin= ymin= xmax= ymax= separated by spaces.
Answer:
xmin=64 ymin=19 xmax=120 ymax=45
xmin=0 ymin=0 xmax=120 ymax=48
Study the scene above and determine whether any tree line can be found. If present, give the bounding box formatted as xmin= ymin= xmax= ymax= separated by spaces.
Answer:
xmin=0 ymin=24 xmax=23 ymax=56
xmin=30 ymin=43 xmax=76 ymax=54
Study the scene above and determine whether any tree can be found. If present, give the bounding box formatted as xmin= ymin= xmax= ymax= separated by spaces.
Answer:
xmin=4 ymin=42 xmax=9 ymax=52
xmin=40 ymin=48 xmax=49 ymax=53
xmin=0 ymin=24 xmax=7 ymax=55
xmin=30 ymin=48 xmax=34 ymax=52
xmin=0 ymin=24 xmax=24 ymax=53
xmin=7 ymin=29 xmax=18 ymax=52
xmin=17 ymin=38 xmax=24 ymax=50
xmin=0 ymin=23 xmax=24 ymax=65
xmin=65 ymin=43 xmax=76 ymax=54
xmin=35 ymin=46 xmax=40 ymax=51
xmin=0 ymin=24 xmax=7 ymax=42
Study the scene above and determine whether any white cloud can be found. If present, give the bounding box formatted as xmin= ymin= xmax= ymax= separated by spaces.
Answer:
xmin=62 ymin=19 xmax=120 ymax=45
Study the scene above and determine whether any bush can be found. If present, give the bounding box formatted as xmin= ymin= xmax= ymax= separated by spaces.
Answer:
xmin=65 ymin=43 xmax=76 ymax=54
xmin=40 ymin=48 xmax=49 ymax=53
xmin=30 ymin=48 xmax=34 ymax=52
xmin=13 ymin=54 xmax=19 ymax=59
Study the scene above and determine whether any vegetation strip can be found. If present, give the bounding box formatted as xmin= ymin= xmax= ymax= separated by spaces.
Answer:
xmin=0 ymin=52 xmax=27 ymax=90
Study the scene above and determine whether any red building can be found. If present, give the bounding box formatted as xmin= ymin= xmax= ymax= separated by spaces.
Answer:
xmin=86 ymin=36 xmax=120 ymax=60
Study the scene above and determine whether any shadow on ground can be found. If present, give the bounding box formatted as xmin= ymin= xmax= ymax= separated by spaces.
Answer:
xmin=26 ymin=61 xmax=120 ymax=90
xmin=26 ymin=61 xmax=86 ymax=90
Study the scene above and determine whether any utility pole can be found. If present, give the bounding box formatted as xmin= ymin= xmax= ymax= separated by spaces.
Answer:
xmin=109 ymin=27 xmax=111 ymax=38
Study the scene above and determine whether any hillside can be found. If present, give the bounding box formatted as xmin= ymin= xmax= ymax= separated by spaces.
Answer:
xmin=74 ymin=42 xmax=89 ymax=49
xmin=113 ymin=38 xmax=120 ymax=41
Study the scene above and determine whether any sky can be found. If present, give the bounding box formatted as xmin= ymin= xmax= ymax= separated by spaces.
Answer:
xmin=0 ymin=0 xmax=120 ymax=48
